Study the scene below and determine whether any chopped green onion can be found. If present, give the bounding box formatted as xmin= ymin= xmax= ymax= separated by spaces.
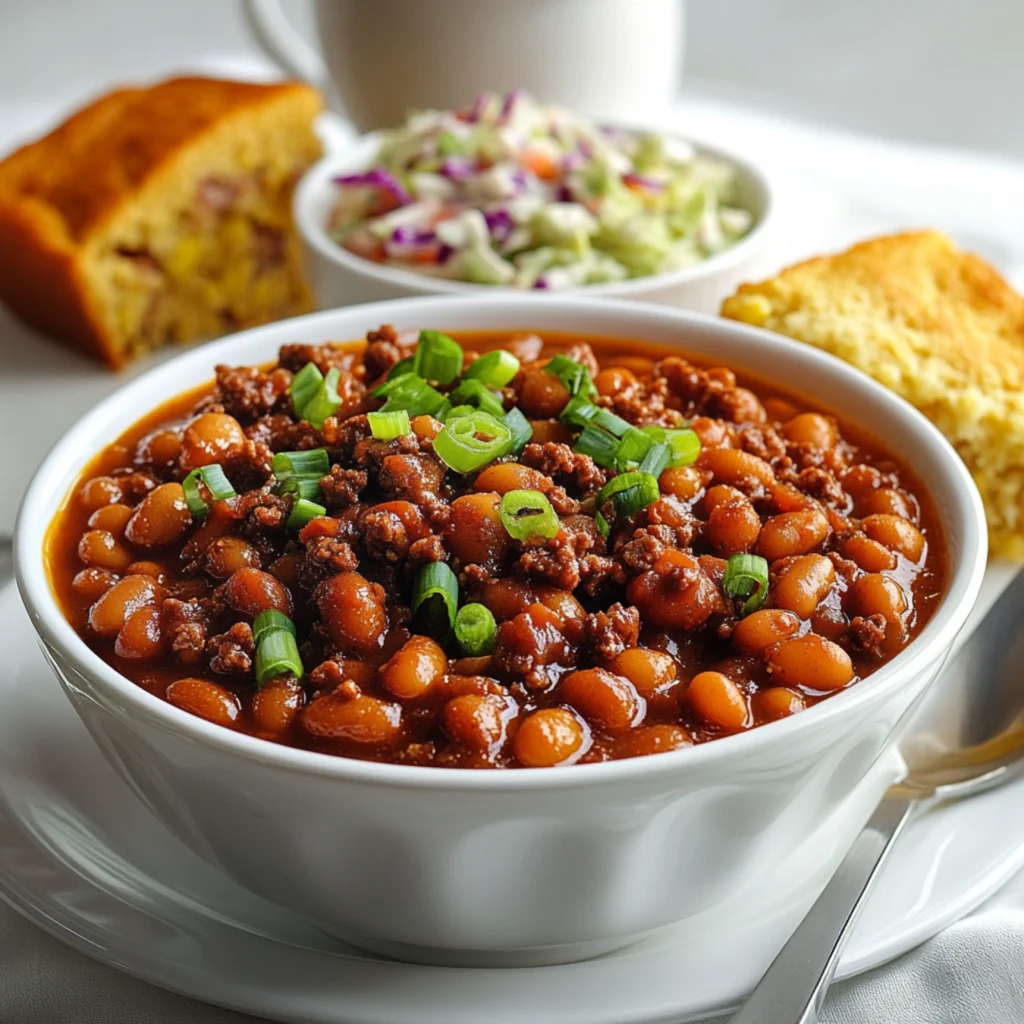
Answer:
xmin=503 ymin=407 xmax=533 ymax=453
xmin=594 ymin=471 xmax=660 ymax=536
xmin=544 ymin=353 xmax=597 ymax=399
xmin=413 ymin=329 xmax=463 ymax=384
xmin=379 ymin=375 xmax=448 ymax=418
xmin=411 ymin=561 xmax=459 ymax=639
xmin=367 ymin=409 xmax=412 ymax=440
xmin=289 ymin=362 xmax=324 ymax=417
xmin=252 ymin=609 xmax=295 ymax=647
xmin=286 ymin=497 xmax=327 ymax=529
xmin=443 ymin=404 xmax=474 ymax=421
xmin=372 ymin=371 xmax=418 ymax=399
xmin=574 ymin=422 xmax=620 ymax=468
xmin=448 ymin=378 xmax=506 ymax=418
xmin=274 ymin=476 xmax=323 ymax=501
xmin=454 ymin=603 xmax=497 ymax=656
xmin=433 ymin=411 xmax=513 ymax=473
xmin=723 ymin=553 xmax=770 ymax=616
xmin=499 ymin=490 xmax=560 ymax=542
xmin=643 ymin=426 xmax=702 ymax=467
xmin=559 ymin=395 xmax=630 ymax=437
xmin=295 ymin=367 xmax=342 ymax=428
xmin=463 ymin=349 xmax=520 ymax=388
xmin=615 ymin=426 xmax=653 ymax=467
xmin=387 ymin=356 xmax=414 ymax=379
xmin=182 ymin=465 xmax=236 ymax=518
xmin=255 ymin=627 xmax=303 ymax=686
xmin=637 ymin=441 xmax=671 ymax=480
xmin=272 ymin=448 xmax=329 ymax=479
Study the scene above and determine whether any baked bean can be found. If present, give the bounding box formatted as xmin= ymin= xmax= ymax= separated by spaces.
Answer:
xmin=767 ymin=634 xmax=854 ymax=691
xmin=783 ymin=413 xmax=835 ymax=448
xmin=78 ymin=529 xmax=134 ymax=571
xmin=841 ymin=464 xmax=884 ymax=498
xmin=773 ymin=554 xmax=836 ymax=618
xmin=88 ymin=574 xmax=163 ymax=638
xmin=627 ymin=549 xmax=722 ymax=631
xmin=316 ymin=572 xmax=387 ymax=651
xmin=698 ymin=448 xmax=775 ymax=492
xmin=124 ymin=482 xmax=191 ymax=548
xmin=846 ymin=573 xmax=908 ymax=624
xmin=479 ymin=578 xmax=537 ymax=621
xmin=706 ymin=496 xmax=761 ymax=557
xmin=840 ymin=534 xmax=897 ymax=573
xmin=444 ymin=492 xmax=510 ymax=566
xmin=517 ymin=368 xmax=570 ymax=418
xmin=78 ymin=475 xmax=124 ymax=511
xmin=726 ymin=388 xmax=766 ymax=423
xmin=251 ymin=677 xmax=305 ymax=735
xmin=764 ymin=397 xmax=801 ymax=423
xmin=206 ymin=536 xmax=261 ymax=578
xmin=752 ymin=687 xmax=806 ymax=721
xmin=685 ymin=671 xmax=749 ymax=730
xmin=126 ymin=561 xmax=169 ymax=582
xmin=410 ymin=414 xmax=443 ymax=441
xmin=167 ymin=677 xmax=240 ymax=728
xmin=528 ymin=419 xmax=573 ymax=445
xmin=179 ymin=413 xmax=247 ymax=472
xmin=659 ymin=465 xmax=704 ymax=502
xmin=609 ymin=647 xmax=678 ymax=696
xmin=594 ymin=367 xmax=637 ymax=396
xmin=859 ymin=487 xmax=916 ymax=520
xmin=474 ymin=462 xmax=552 ymax=495
xmin=87 ymin=503 xmax=133 ymax=535
xmin=71 ymin=568 xmax=119 ymax=603
xmin=513 ymin=707 xmax=589 ymax=767
xmin=267 ymin=553 xmax=303 ymax=589
xmin=756 ymin=508 xmax=829 ymax=561
xmin=136 ymin=428 xmax=182 ymax=469
xmin=225 ymin=567 xmax=291 ymax=617
xmin=731 ymin=608 xmax=802 ymax=652
xmin=703 ymin=484 xmax=745 ymax=512
xmin=615 ymin=723 xmax=692 ymax=758
xmin=444 ymin=693 xmax=516 ymax=753
xmin=300 ymin=692 xmax=402 ymax=746
xmin=534 ymin=585 xmax=585 ymax=625
xmin=114 ymin=605 xmax=164 ymax=660
xmin=559 ymin=668 xmax=644 ymax=734
xmin=381 ymin=635 xmax=448 ymax=700
xmin=862 ymin=514 xmax=925 ymax=562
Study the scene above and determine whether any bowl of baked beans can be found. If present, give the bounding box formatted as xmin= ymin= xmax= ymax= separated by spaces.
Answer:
xmin=15 ymin=295 xmax=986 ymax=966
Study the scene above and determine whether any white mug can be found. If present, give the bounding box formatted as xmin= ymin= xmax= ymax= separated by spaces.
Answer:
xmin=241 ymin=0 xmax=686 ymax=131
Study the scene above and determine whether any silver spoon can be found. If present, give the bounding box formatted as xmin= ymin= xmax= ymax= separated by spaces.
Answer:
xmin=731 ymin=568 xmax=1024 ymax=1024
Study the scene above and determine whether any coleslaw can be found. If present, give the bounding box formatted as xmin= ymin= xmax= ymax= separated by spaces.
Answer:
xmin=326 ymin=91 xmax=755 ymax=289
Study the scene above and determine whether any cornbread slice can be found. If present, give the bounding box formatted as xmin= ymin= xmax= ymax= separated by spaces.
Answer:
xmin=0 ymin=76 xmax=322 ymax=368
xmin=722 ymin=231 xmax=1024 ymax=558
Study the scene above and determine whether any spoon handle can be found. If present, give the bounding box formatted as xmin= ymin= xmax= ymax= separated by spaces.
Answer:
xmin=730 ymin=795 xmax=915 ymax=1024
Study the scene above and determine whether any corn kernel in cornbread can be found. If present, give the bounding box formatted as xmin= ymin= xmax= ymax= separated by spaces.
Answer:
xmin=722 ymin=231 xmax=1024 ymax=558
xmin=0 ymin=76 xmax=322 ymax=368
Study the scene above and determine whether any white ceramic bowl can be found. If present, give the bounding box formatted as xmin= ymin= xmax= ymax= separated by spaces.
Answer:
xmin=15 ymin=296 xmax=986 ymax=968
xmin=294 ymin=133 xmax=777 ymax=314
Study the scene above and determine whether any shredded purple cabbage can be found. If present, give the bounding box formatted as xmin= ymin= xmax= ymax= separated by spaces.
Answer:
xmin=440 ymin=156 xmax=476 ymax=180
xmin=391 ymin=226 xmax=436 ymax=245
xmin=499 ymin=89 xmax=526 ymax=123
xmin=533 ymin=275 xmax=551 ymax=290
xmin=622 ymin=172 xmax=665 ymax=191
xmin=483 ymin=208 xmax=515 ymax=243
xmin=467 ymin=94 xmax=490 ymax=123
xmin=556 ymin=185 xmax=573 ymax=203
xmin=436 ymin=244 xmax=454 ymax=265
xmin=334 ymin=167 xmax=412 ymax=205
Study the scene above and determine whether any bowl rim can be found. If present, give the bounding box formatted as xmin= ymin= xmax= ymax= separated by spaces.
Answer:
xmin=293 ymin=129 xmax=776 ymax=298
xmin=14 ymin=294 xmax=987 ymax=792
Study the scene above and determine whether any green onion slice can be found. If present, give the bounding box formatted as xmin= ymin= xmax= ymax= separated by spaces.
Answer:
xmin=295 ymin=366 xmax=342 ymax=428
xmin=182 ymin=465 xmax=237 ymax=518
xmin=289 ymin=362 xmax=324 ymax=417
xmin=503 ymin=407 xmax=533 ymax=453
xmin=723 ymin=553 xmax=770 ymax=616
xmin=272 ymin=448 xmax=329 ymax=480
xmin=615 ymin=426 xmax=653 ymax=467
xmin=379 ymin=376 xmax=448 ymax=418
xmin=367 ymin=409 xmax=412 ymax=441
xmin=255 ymin=627 xmax=303 ymax=686
xmin=544 ymin=353 xmax=597 ymax=399
xmin=637 ymin=441 xmax=671 ymax=480
xmin=252 ymin=609 xmax=296 ymax=647
xmin=454 ymin=603 xmax=498 ymax=656
xmin=560 ymin=395 xmax=630 ymax=437
xmin=447 ymin=378 xmax=506 ymax=418
xmin=499 ymin=489 xmax=561 ymax=542
xmin=413 ymin=329 xmax=463 ymax=384
xmin=274 ymin=476 xmax=323 ymax=501
xmin=387 ymin=356 xmax=415 ymax=380
xmin=643 ymin=425 xmax=702 ymax=468
xmin=411 ymin=561 xmax=459 ymax=639
xmin=574 ymin=422 xmax=620 ymax=468
xmin=433 ymin=411 xmax=513 ymax=473
xmin=594 ymin=471 xmax=660 ymax=537
xmin=286 ymin=497 xmax=327 ymax=530
xmin=372 ymin=371 xmax=418 ymax=399
xmin=463 ymin=349 xmax=520 ymax=388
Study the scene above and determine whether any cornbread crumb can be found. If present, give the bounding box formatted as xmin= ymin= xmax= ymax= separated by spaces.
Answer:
xmin=722 ymin=231 xmax=1024 ymax=558
xmin=0 ymin=76 xmax=322 ymax=367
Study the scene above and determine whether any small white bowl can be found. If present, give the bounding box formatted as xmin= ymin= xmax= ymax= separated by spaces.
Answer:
xmin=15 ymin=296 xmax=985 ymax=967
xmin=294 ymin=132 xmax=777 ymax=314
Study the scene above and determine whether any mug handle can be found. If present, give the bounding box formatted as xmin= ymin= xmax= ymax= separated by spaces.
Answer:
xmin=240 ymin=0 xmax=327 ymax=84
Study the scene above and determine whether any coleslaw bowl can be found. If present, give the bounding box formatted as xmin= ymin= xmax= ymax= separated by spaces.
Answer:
xmin=15 ymin=295 xmax=985 ymax=967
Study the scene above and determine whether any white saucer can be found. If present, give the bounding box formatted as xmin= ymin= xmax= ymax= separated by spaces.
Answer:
xmin=1 ymin=576 xmax=1023 ymax=1024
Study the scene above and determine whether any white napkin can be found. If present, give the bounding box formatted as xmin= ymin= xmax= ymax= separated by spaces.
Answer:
xmin=3 ymin=85 xmax=1024 ymax=1024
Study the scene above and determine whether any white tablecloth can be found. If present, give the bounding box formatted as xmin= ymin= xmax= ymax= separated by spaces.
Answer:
xmin=3 ymin=66 xmax=1024 ymax=1024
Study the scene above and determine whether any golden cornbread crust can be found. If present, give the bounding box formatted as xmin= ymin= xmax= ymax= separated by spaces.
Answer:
xmin=0 ymin=77 xmax=323 ymax=367
xmin=722 ymin=231 xmax=1024 ymax=559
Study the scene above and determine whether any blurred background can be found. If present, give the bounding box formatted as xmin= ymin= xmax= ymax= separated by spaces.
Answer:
xmin=4 ymin=0 xmax=1023 ymax=157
